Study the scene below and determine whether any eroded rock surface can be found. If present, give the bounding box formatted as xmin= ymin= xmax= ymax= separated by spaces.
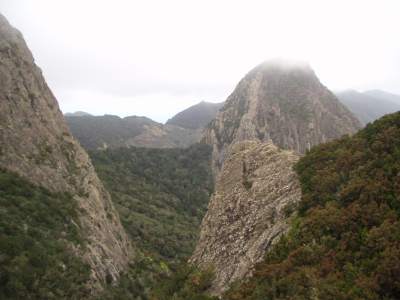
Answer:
xmin=203 ymin=60 xmax=362 ymax=174
xmin=0 ymin=14 xmax=131 ymax=291
xmin=190 ymin=141 xmax=301 ymax=294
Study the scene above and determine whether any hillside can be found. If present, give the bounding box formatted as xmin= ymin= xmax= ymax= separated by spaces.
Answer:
xmin=166 ymin=101 xmax=224 ymax=129
xmin=0 ymin=169 xmax=91 ymax=298
xmin=90 ymin=144 xmax=214 ymax=261
xmin=65 ymin=114 xmax=202 ymax=150
xmin=224 ymin=112 xmax=400 ymax=299
xmin=365 ymin=89 xmax=400 ymax=105
xmin=0 ymin=13 xmax=131 ymax=294
xmin=336 ymin=90 xmax=400 ymax=124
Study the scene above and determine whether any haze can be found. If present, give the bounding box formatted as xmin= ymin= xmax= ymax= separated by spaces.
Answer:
xmin=2 ymin=0 xmax=399 ymax=122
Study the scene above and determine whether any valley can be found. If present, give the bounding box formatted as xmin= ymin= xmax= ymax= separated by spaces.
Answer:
xmin=1 ymin=8 xmax=400 ymax=300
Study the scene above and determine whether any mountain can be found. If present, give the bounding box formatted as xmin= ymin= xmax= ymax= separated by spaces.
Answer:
xmin=166 ymin=101 xmax=224 ymax=129
xmin=65 ymin=114 xmax=202 ymax=150
xmin=65 ymin=111 xmax=93 ymax=117
xmin=188 ymin=60 xmax=362 ymax=295
xmin=224 ymin=111 xmax=400 ymax=300
xmin=203 ymin=60 xmax=362 ymax=174
xmin=365 ymin=89 xmax=400 ymax=105
xmin=190 ymin=141 xmax=301 ymax=294
xmin=0 ymin=14 xmax=131 ymax=297
xmin=336 ymin=90 xmax=400 ymax=124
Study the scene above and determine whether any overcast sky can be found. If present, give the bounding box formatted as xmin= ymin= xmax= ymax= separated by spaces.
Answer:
xmin=2 ymin=0 xmax=399 ymax=122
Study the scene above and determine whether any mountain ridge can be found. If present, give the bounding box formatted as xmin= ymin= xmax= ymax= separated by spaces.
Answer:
xmin=336 ymin=89 xmax=400 ymax=124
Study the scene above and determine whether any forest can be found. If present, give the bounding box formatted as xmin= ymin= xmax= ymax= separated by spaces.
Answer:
xmin=90 ymin=144 xmax=215 ymax=299
xmin=0 ymin=169 xmax=91 ymax=299
xmin=224 ymin=112 xmax=400 ymax=299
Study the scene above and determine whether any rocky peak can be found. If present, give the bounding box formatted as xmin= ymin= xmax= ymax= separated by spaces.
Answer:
xmin=190 ymin=141 xmax=301 ymax=294
xmin=203 ymin=59 xmax=362 ymax=173
xmin=0 ymin=14 xmax=131 ymax=291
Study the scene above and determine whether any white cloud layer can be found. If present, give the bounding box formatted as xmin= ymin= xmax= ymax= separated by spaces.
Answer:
xmin=2 ymin=0 xmax=399 ymax=122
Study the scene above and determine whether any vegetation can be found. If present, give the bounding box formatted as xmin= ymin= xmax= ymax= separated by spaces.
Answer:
xmin=224 ymin=112 xmax=400 ymax=299
xmin=0 ymin=169 xmax=91 ymax=299
xmin=90 ymin=143 xmax=213 ymax=262
xmin=91 ymin=144 xmax=214 ymax=299
xmin=151 ymin=263 xmax=218 ymax=300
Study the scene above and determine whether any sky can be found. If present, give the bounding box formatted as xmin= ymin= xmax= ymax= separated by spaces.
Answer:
xmin=1 ymin=0 xmax=399 ymax=122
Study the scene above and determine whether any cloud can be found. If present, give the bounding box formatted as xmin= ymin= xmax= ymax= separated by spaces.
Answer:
xmin=2 ymin=0 xmax=400 ymax=121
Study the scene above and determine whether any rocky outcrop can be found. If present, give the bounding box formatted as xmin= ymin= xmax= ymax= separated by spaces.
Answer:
xmin=190 ymin=141 xmax=301 ymax=294
xmin=0 ymin=14 xmax=131 ymax=291
xmin=203 ymin=59 xmax=362 ymax=174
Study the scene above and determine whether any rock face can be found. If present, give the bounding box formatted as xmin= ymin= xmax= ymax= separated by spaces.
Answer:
xmin=203 ymin=60 xmax=362 ymax=174
xmin=191 ymin=60 xmax=361 ymax=295
xmin=0 ymin=14 xmax=131 ymax=290
xmin=190 ymin=141 xmax=301 ymax=294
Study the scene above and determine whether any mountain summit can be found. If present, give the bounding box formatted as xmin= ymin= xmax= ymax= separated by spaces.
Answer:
xmin=203 ymin=60 xmax=362 ymax=173
xmin=191 ymin=60 xmax=362 ymax=294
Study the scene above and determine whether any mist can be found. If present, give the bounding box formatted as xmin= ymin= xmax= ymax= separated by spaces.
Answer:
xmin=2 ymin=0 xmax=399 ymax=122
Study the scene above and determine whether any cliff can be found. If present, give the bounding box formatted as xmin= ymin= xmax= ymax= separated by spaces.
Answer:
xmin=190 ymin=141 xmax=301 ymax=294
xmin=203 ymin=60 xmax=362 ymax=174
xmin=0 ymin=14 xmax=131 ymax=291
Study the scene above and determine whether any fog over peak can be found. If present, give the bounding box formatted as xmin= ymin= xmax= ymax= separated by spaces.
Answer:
xmin=2 ymin=0 xmax=400 ymax=122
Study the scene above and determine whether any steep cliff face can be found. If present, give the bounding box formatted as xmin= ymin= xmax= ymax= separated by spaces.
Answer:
xmin=190 ymin=141 xmax=301 ymax=294
xmin=203 ymin=60 xmax=362 ymax=173
xmin=0 ymin=14 xmax=131 ymax=290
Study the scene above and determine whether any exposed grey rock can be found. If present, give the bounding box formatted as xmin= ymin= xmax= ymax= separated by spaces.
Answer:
xmin=190 ymin=141 xmax=301 ymax=295
xmin=0 ymin=14 xmax=131 ymax=292
xmin=203 ymin=59 xmax=362 ymax=175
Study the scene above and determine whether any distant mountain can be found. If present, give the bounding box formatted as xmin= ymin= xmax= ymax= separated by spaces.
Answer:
xmin=364 ymin=89 xmax=400 ymax=105
xmin=64 ymin=111 xmax=92 ymax=117
xmin=336 ymin=90 xmax=400 ymax=124
xmin=65 ymin=114 xmax=202 ymax=150
xmin=166 ymin=101 xmax=224 ymax=129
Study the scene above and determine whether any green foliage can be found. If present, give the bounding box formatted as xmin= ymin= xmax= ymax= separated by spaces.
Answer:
xmin=0 ymin=169 xmax=91 ymax=299
xmin=224 ymin=112 xmax=400 ymax=299
xmin=90 ymin=143 xmax=213 ymax=262
xmin=151 ymin=263 xmax=218 ymax=300
xmin=98 ymin=252 xmax=169 ymax=300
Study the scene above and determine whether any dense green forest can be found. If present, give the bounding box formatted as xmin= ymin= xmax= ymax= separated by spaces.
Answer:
xmin=90 ymin=144 xmax=215 ymax=299
xmin=0 ymin=169 xmax=91 ymax=299
xmin=224 ymin=112 xmax=400 ymax=299
xmin=90 ymin=143 xmax=214 ymax=262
